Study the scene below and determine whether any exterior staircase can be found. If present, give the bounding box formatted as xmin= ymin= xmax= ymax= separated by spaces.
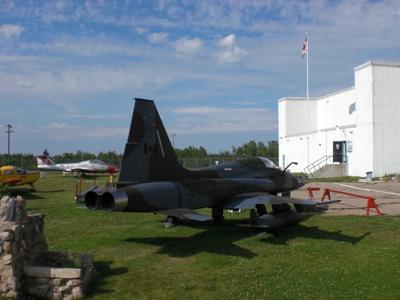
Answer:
xmin=303 ymin=155 xmax=347 ymax=178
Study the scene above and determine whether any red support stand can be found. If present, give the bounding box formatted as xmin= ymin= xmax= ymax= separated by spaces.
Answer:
xmin=307 ymin=186 xmax=382 ymax=216
xmin=306 ymin=187 xmax=320 ymax=200
xmin=366 ymin=197 xmax=382 ymax=216
xmin=321 ymin=188 xmax=331 ymax=201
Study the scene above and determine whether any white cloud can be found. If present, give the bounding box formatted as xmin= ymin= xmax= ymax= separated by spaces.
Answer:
xmin=172 ymin=106 xmax=269 ymax=114
xmin=147 ymin=32 xmax=168 ymax=44
xmin=25 ymin=38 xmax=142 ymax=57
xmin=219 ymin=34 xmax=236 ymax=47
xmin=62 ymin=113 xmax=127 ymax=120
xmin=49 ymin=122 xmax=67 ymax=129
xmin=217 ymin=33 xmax=247 ymax=63
xmin=174 ymin=37 xmax=203 ymax=54
xmin=169 ymin=106 xmax=276 ymax=134
xmin=134 ymin=27 xmax=148 ymax=34
xmin=0 ymin=57 xmax=179 ymax=115
xmin=32 ymin=125 xmax=128 ymax=139
xmin=0 ymin=24 xmax=23 ymax=39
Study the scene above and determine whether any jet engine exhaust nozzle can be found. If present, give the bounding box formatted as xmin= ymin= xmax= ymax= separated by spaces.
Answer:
xmin=84 ymin=189 xmax=128 ymax=211
xmin=101 ymin=190 xmax=128 ymax=211
xmin=85 ymin=191 xmax=99 ymax=210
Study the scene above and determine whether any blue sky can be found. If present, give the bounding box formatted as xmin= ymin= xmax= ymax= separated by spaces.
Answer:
xmin=1 ymin=0 xmax=400 ymax=155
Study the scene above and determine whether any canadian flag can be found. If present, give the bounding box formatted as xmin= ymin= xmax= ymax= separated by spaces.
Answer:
xmin=301 ymin=37 xmax=308 ymax=58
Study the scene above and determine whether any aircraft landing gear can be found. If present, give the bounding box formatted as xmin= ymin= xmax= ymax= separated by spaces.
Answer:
xmin=249 ymin=208 xmax=258 ymax=225
xmin=212 ymin=207 xmax=224 ymax=224
xmin=255 ymin=204 xmax=267 ymax=216
xmin=165 ymin=216 xmax=181 ymax=228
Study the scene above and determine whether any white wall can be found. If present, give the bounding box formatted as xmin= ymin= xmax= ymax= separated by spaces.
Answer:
xmin=279 ymin=89 xmax=357 ymax=173
xmin=372 ymin=64 xmax=400 ymax=176
xmin=350 ymin=64 xmax=374 ymax=176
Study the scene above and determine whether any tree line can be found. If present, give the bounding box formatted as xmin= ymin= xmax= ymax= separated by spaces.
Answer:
xmin=0 ymin=140 xmax=278 ymax=170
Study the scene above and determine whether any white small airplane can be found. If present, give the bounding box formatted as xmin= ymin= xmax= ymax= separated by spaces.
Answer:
xmin=36 ymin=155 xmax=119 ymax=175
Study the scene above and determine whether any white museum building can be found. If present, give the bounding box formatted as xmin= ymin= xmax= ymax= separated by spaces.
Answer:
xmin=278 ymin=61 xmax=400 ymax=177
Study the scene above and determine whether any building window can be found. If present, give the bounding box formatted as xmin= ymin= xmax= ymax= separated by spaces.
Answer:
xmin=348 ymin=102 xmax=356 ymax=114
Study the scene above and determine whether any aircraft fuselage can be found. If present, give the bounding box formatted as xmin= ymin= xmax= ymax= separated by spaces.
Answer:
xmin=85 ymin=157 xmax=303 ymax=213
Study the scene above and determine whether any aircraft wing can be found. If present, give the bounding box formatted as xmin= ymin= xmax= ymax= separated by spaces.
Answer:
xmin=158 ymin=209 xmax=212 ymax=221
xmin=70 ymin=168 xmax=91 ymax=172
xmin=223 ymin=193 xmax=333 ymax=209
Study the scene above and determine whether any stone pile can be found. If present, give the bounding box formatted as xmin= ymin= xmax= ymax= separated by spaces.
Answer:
xmin=0 ymin=195 xmax=95 ymax=299
xmin=24 ymin=251 xmax=94 ymax=299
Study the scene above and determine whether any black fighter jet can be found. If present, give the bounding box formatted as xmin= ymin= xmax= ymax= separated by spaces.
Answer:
xmin=85 ymin=98 xmax=336 ymax=229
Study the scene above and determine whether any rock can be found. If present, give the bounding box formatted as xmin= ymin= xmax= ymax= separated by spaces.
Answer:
xmin=0 ymin=285 xmax=8 ymax=293
xmin=11 ymin=240 xmax=18 ymax=256
xmin=72 ymin=286 xmax=83 ymax=298
xmin=1 ymin=265 xmax=14 ymax=277
xmin=5 ymin=290 xmax=16 ymax=298
xmin=2 ymin=254 xmax=13 ymax=264
xmin=15 ymin=196 xmax=24 ymax=206
xmin=2 ymin=241 xmax=12 ymax=253
xmin=6 ymin=280 xmax=16 ymax=291
xmin=51 ymin=278 xmax=62 ymax=287
xmin=0 ymin=231 xmax=13 ymax=241
xmin=4 ymin=198 xmax=16 ymax=221
xmin=0 ymin=223 xmax=17 ymax=233
xmin=56 ymin=285 xmax=71 ymax=293
xmin=0 ymin=206 xmax=6 ymax=219
xmin=67 ymin=279 xmax=81 ymax=287
xmin=24 ymin=266 xmax=81 ymax=279
xmin=27 ymin=284 xmax=50 ymax=298
xmin=52 ymin=292 xmax=63 ymax=300
xmin=35 ymin=277 xmax=49 ymax=285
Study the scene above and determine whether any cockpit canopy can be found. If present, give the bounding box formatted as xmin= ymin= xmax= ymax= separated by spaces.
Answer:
xmin=258 ymin=157 xmax=279 ymax=169
xmin=89 ymin=159 xmax=106 ymax=165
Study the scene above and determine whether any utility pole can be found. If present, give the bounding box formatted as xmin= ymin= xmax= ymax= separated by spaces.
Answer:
xmin=5 ymin=124 xmax=13 ymax=164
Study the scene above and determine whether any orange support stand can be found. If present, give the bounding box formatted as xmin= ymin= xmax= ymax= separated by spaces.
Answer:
xmin=306 ymin=187 xmax=320 ymax=200
xmin=321 ymin=188 xmax=331 ymax=201
xmin=74 ymin=177 xmax=83 ymax=202
xmin=367 ymin=197 xmax=382 ymax=216
xmin=318 ymin=187 xmax=382 ymax=216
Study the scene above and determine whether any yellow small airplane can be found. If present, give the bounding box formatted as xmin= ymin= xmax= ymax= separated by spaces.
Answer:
xmin=0 ymin=166 xmax=40 ymax=191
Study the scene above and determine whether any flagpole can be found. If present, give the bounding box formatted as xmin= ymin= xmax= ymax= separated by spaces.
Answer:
xmin=306 ymin=32 xmax=309 ymax=167
xmin=306 ymin=32 xmax=309 ymax=102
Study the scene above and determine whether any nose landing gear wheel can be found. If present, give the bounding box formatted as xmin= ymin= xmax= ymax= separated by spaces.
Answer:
xmin=212 ymin=207 xmax=224 ymax=224
xmin=165 ymin=216 xmax=181 ymax=228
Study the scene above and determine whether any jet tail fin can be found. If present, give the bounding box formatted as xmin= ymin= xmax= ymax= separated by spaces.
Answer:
xmin=36 ymin=155 xmax=55 ymax=166
xmin=118 ymin=98 xmax=188 ymax=187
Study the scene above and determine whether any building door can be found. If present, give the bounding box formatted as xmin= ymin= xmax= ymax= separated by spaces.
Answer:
xmin=333 ymin=141 xmax=347 ymax=163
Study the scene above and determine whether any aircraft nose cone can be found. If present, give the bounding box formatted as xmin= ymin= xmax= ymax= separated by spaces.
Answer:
xmin=291 ymin=175 xmax=305 ymax=189
xmin=108 ymin=164 xmax=120 ymax=173
xmin=296 ymin=178 xmax=305 ymax=188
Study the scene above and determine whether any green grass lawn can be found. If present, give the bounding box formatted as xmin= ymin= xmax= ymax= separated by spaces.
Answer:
xmin=3 ymin=175 xmax=400 ymax=299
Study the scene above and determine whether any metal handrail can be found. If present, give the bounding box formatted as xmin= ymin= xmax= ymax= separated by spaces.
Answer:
xmin=303 ymin=155 xmax=333 ymax=174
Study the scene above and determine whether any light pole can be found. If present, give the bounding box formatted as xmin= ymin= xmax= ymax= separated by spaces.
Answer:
xmin=171 ymin=133 xmax=176 ymax=148
xmin=5 ymin=124 xmax=13 ymax=164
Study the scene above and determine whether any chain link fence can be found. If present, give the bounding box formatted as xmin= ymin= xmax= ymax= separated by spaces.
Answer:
xmin=0 ymin=155 xmax=37 ymax=170
xmin=1 ymin=154 xmax=278 ymax=171
xmin=178 ymin=157 xmax=279 ymax=169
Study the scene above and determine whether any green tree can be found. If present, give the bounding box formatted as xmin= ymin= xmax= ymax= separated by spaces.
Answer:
xmin=266 ymin=140 xmax=278 ymax=159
